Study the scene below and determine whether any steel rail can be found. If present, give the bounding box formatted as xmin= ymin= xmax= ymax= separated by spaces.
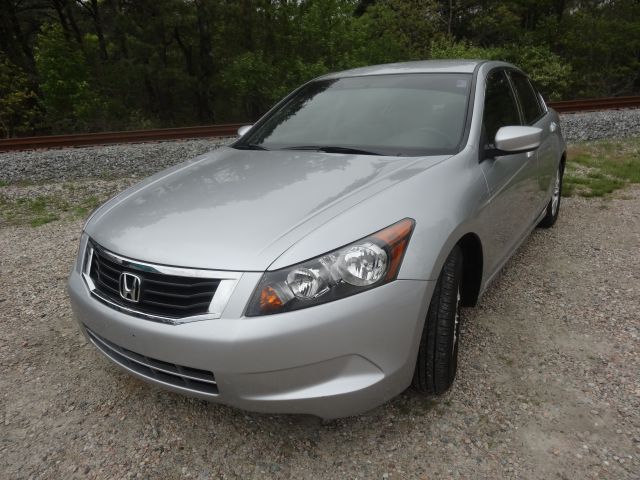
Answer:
xmin=1 ymin=97 xmax=639 ymax=152
xmin=549 ymin=96 xmax=640 ymax=113
xmin=0 ymin=124 xmax=243 ymax=152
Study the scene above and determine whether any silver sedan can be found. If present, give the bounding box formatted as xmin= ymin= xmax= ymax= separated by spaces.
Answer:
xmin=68 ymin=60 xmax=566 ymax=418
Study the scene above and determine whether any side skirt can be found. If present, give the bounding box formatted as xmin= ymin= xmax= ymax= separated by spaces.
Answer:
xmin=477 ymin=205 xmax=548 ymax=299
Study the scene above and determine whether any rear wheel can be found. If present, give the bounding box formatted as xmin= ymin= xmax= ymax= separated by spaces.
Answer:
xmin=412 ymin=245 xmax=463 ymax=394
xmin=538 ymin=162 xmax=564 ymax=228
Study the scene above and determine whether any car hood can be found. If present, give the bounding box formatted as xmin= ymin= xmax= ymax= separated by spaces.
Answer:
xmin=86 ymin=147 xmax=448 ymax=271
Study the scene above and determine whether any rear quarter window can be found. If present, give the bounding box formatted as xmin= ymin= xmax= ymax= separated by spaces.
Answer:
xmin=510 ymin=72 xmax=545 ymax=125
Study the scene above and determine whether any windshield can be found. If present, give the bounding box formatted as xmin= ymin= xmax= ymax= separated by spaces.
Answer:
xmin=235 ymin=73 xmax=472 ymax=156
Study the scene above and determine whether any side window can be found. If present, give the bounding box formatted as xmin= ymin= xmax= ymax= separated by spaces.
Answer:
xmin=483 ymin=70 xmax=521 ymax=145
xmin=538 ymin=92 xmax=548 ymax=113
xmin=510 ymin=72 xmax=544 ymax=124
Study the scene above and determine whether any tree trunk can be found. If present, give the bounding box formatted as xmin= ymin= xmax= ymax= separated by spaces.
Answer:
xmin=0 ymin=0 xmax=36 ymax=73
xmin=90 ymin=0 xmax=108 ymax=60
xmin=76 ymin=0 xmax=108 ymax=60
xmin=174 ymin=27 xmax=195 ymax=76
xmin=107 ymin=0 xmax=128 ymax=59
xmin=195 ymin=0 xmax=215 ymax=123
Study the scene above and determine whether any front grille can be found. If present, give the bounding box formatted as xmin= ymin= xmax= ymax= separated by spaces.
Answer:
xmin=88 ymin=242 xmax=220 ymax=319
xmin=86 ymin=327 xmax=218 ymax=395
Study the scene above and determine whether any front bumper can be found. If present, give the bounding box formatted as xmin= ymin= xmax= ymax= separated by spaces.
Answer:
xmin=68 ymin=269 xmax=434 ymax=418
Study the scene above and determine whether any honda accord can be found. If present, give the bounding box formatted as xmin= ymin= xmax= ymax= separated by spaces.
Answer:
xmin=68 ymin=60 xmax=566 ymax=418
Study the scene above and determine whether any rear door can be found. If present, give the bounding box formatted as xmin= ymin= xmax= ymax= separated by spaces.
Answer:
xmin=508 ymin=70 xmax=554 ymax=213
xmin=479 ymin=69 xmax=539 ymax=276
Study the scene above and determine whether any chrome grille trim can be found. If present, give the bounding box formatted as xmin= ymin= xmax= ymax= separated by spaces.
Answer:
xmin=86 ymin=327 xmax=219 ymax=396
xmin=96 ymin=245 xmax=243 ymax=280
xmin=81 ymin=239 xmax=242 ymax=325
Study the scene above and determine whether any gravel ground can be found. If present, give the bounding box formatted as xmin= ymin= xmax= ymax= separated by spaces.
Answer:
xmin=0 ymin=108 xmax=639 ymax=184
xmin=1 ymin=177 xmax=639 ymax=477
xmin=1 ymin=121 xmax=639 ymax=478
xmin=560 ymin=109 xmax=640 ymax=142
xmin=0 ymin=138 xmax=231 ymax=184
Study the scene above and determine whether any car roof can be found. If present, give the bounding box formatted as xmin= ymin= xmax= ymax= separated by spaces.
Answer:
xmin=320 ymin=60 xmax=495 ymax=80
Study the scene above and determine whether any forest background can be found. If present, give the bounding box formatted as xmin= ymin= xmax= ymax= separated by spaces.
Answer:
xmin=1 ymin=0 xmax=638 ymax=137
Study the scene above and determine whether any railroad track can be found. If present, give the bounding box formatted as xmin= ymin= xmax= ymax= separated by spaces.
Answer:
xmin=1 ymin=96 xmax=639 ymax=152
xmin=0 ymin=124 xmax=243 ymax=152
xmin=549 ymin=95 xmax=640 ymax=113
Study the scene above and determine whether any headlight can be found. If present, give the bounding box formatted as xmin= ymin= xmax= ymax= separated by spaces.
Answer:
xmin=245 ymin=218 xmax=415 ymax=316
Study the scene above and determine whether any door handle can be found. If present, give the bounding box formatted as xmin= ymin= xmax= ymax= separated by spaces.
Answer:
xmin=550 ymin=122 xmax=558 ymax=133
xmin=526 ymin=151 xmax=535 ymax=158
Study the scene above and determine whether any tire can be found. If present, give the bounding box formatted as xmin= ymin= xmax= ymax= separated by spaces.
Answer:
xmin=412 ymin=245 xmax=463 ymax=394
xmin=538 ymin=162 xmax=564 ymax=228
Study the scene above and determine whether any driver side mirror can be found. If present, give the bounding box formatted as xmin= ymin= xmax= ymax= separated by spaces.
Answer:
xmin=485 ymin=126 xmax=542 ymax=158
xmin=237 ymin=124 xmax=253 ymax=137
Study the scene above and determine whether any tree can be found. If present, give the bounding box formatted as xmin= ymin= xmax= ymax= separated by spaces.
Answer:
xmin=0 ymin=0 xmax=637 ymax=134
xmin=35 ymin=23 xmax=103 ymax=132
xmin=0 ymin=54 xmax=41 ymax=137
xmin=558 ymin=1 xmax=640 ymax=96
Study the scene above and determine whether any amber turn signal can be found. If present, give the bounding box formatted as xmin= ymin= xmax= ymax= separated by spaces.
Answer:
xmin=259 ymin=286 xmax=284 ymax=312
xmin=373 ymin=218 xmax=415 ymax=281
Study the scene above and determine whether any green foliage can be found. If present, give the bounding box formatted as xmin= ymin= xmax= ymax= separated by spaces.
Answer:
xmin=499 ymin=45 xmax=571 ymax=100
xmin=558 ymin=1 xmax=640 ymax=97
xmin=468 ymin=3 xmax=522 ymax=45
xmin=0 ymin=194 xmax=59 ymax=227
xmin=0 ymin=54 xmax=41 ymax=138
xmin=429 ymin=39 xmax=500 ymax=60
xmin=429 ymin=40 xmax=570 ymax=99
xmin=564 ymin=138 xmax=640 ymax=197
xmin=1 ymin=0 xmax=638 ymax=133
xmin=219 ymin=51 xmax=281 ymax=120
xmin=35 ymin=24 xmax=104 ymax=133
xmin=359 ymin=0 xmax=442 ymax=61
xmin=0 ymin=187 xmax=104 ymax=227
xmin=25 ymin=197 xmax=60 ymax=227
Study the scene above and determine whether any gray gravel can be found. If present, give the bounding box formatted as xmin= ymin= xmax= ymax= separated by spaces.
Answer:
xmin=1 ymin=166 xmax=639 ymax=476
xmin=560 ymin=108 xmax=640 ymax=142
xmin=1 ymin=122 xmax=639 ymax=478
xmin=0 ymin=138 xmax=231 ymax=184
xmin=1 ymin=108 xmax=639 ymax=184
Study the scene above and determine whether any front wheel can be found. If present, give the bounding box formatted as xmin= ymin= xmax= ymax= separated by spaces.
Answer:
xmin=412 ymin=245 xmax=463 ymax=394
xmin=538 ymin=162 xmax=564 ymax=228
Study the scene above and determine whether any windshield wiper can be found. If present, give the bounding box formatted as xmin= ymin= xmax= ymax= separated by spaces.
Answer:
xmin=233 ymin=143 xmax=269 ymax=151
xmin=282 ymin=145 xmax=384 ymax=156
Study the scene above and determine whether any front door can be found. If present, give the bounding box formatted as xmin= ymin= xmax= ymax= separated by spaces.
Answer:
xmin=508 ymin=70 xmax=555 ymax=213
xmin=479 ymin=69 xmax=540 ymax=277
